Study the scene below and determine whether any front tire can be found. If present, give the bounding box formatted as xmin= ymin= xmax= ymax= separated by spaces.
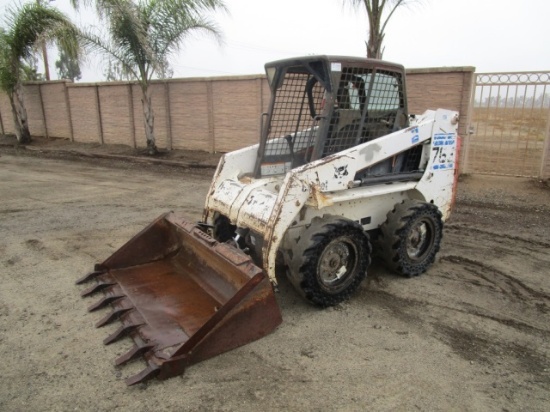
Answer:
xmin=288 ymin=216 xmax=371 ymax=307
xmin=379 ymin=200 xmax=443 ymax=277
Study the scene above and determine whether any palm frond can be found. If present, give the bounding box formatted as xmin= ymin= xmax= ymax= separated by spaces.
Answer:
xmin=0 ymin=29 xmax=17 ymax=92
xmin=79 ymin=27 xmax=141 ymax=81
xmin=83 ymin=0 xmax=226 ymax=82
xmin=6 ymin=2 xmax=81 ymax=61
xmin=0 ymin=2 xmax=82 ymax=93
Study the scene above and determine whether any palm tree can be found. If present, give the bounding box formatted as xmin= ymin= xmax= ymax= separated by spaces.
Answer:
xmin=0 ymin=2 xmax=80 ymax=144
xmin=343 ymin=0 xmax=411 ymax=59
xmin=81 ymin=0 xmax=226 ymax=155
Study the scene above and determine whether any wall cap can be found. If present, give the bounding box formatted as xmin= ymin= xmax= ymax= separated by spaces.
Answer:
xmin=63 ymin=74 xmax=267 ymax=88
xmin=21 ymin=67 xmax=478 ymax=88
xmin=22 ymin=79 xmax=74 ymax=85
xmin=407 ymin=66 xmax=476 ymax=74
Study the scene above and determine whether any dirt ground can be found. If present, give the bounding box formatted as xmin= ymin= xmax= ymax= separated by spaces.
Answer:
xmin=1 ymin=141 xmax=549 ymax=411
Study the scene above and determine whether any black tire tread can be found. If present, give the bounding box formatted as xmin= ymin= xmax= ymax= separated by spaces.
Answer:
xmin=294 ymin=216 xmax=371 ymax=307
xmin=379 ymin=200 xmax=443 ymax=277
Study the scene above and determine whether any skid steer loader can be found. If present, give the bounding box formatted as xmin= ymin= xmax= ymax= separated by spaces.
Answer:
xmin=78 ymin=55 xmax=460 ymax=385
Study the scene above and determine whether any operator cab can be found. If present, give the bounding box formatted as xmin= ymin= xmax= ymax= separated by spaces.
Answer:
xmin=255 ymin=56 xmax=415 ymax=180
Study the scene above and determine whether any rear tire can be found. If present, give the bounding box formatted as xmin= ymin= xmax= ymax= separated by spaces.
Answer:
xmin=379 ymin=200 xmax=443 ymax=277
xmin=288 ymin=216 xmax=371 ymax=307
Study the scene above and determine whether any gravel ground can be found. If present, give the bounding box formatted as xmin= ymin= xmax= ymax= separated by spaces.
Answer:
xmin=1 ymin=146 xmax=549 ymax=411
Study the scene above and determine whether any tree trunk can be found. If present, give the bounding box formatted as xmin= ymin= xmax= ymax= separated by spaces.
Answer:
xmin=366 ymin=34 xmax=384 ymax=59
xmin=141 ymin=85 xmax=157 ymax=155
xmin=366 ymin=2 xmax=384 ymax=59
xmin=11 ymin=83 xmax=32 ymax=144
xmin=8 ymin=93 xmax=23 ymax=141
xmin=41 ymin=40 xmax=50 ymax=81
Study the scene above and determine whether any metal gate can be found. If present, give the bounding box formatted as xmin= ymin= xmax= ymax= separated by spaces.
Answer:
xmin=465 ymin=71 xmax=550 ymax=178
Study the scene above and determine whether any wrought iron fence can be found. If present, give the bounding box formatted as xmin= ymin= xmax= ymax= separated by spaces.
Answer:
xmin=466 ymin=71 xmax=550 ymax=177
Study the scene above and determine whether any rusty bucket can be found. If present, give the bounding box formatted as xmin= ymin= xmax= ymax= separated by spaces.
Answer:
xmin=77 ymin=212 xmax=282 ymax=385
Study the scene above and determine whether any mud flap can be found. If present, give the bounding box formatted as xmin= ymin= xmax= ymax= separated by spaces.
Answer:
xmin=77 ymin=212 xmax=282 ymax=386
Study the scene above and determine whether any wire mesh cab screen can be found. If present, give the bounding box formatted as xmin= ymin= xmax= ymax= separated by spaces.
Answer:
xmin=325 ymin=67 xmax=404 ymax=156
xmin=257 ymin=58 xmax=420 ymax=182
xmin=332 ymin=67 xmax=423 ymax=181
xmin=259 ymin=68 xmax=327 ymax=176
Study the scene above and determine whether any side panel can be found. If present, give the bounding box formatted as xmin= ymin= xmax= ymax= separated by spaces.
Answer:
xmin=299 ymin=190 xmax=412 ymax=232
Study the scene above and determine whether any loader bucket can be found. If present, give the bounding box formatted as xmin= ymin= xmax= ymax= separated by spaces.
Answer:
xmin=77 ymin=212 xmax=282 ymax=386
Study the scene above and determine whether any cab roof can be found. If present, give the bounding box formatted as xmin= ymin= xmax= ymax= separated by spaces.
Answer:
xmin=264 ymin=55 xmax=405 ymax=73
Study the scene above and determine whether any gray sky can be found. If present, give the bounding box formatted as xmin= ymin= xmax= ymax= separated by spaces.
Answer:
xmin=2 ymin=0 xmax=549 ymax=81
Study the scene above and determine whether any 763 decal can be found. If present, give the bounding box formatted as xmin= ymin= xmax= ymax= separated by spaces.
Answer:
xmin=431 ymin=133 xmax=456 ymax=171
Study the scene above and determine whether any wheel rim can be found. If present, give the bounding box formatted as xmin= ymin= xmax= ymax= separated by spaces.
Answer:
xmin=406 ymin=218 xmax=435 ymax=261
xmin=317 ymin=236 xmax=359 ymax=293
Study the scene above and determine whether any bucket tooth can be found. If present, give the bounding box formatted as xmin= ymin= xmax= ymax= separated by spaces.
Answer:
xmin=103 ymin=323 xmax=142 ymax=345
xmin=87 ymin=294 xmax=125 ymax=312
xmin=95 ymin=307 xmax=132 ymax=327
xmin=115 ymin=344 xmax=154 ymax=366
xmin=125 ymin=365 xmax=160 ymax=386
xmin=80 ymin=281 xmax=115 ymax=297
xmin=75 ymin=269 xmax=106 ymax=285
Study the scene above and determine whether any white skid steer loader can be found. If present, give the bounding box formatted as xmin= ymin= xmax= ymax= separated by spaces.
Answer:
xmin=204 ymin=55 xmax=460 ymax=306
xmin=79 ymin=56 xmax=460 ymax=385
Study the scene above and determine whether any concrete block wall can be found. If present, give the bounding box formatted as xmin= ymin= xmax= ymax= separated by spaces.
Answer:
xmin=0 ymin=92 xmax=14 ymax=135
xmin=98 ymin=84 xmax=132 ymax=146
xmin=170 ymin=80 xmax=211 ymax=151
xmin=406 ymin=67 xmax=476 ymax=138
xmin=41 ymin=82 xmax=71 ymax=138
xmin=1 ymin=67 xmax=475 ymax=154
xmin=69 ymin=84 xmax=101 ymax=143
